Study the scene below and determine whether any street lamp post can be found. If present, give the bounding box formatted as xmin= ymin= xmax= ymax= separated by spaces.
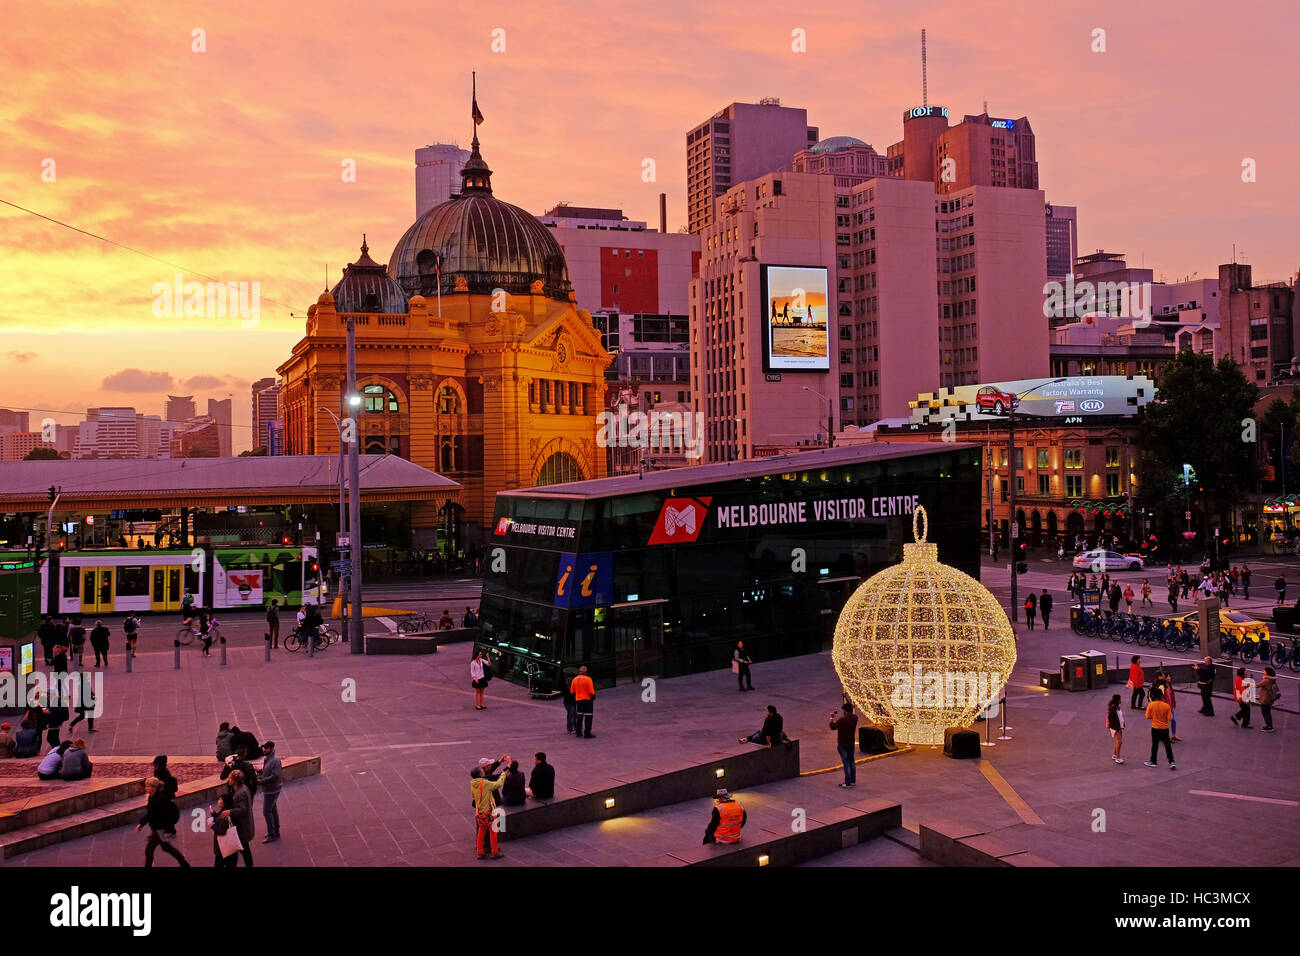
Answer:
xmin=1007 ymin=378 xmax=1067 ymax=624
xmin=346 ymin=317 xmax=364 ymax=655
xmin=316 ymin=406 xmax=348 ymax=627
xmin=800 ymin=386 xmax=835 ymax=448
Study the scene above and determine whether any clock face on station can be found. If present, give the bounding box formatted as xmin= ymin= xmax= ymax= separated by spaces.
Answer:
xmin=556 ymin=340 xmax=569 ymax=365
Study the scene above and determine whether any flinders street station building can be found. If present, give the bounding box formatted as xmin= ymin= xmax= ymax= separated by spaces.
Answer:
xmin=277 ymin=132 xmax=612 ymax=541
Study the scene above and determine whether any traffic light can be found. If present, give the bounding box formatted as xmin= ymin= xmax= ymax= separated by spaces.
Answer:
xmin=48 ymin=486 xmax=56 ymax=502
xmin=1015 ymin=540 xmax=1028 ymax=575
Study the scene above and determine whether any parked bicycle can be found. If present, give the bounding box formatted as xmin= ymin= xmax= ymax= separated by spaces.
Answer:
xmin=397 ymin=611 xmax=435 ymax=633
xmin=1271 ymin=636 xmax=1300 ymax=673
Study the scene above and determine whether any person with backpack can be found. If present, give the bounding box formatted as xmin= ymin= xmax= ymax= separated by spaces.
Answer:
xmin=68 ymin=618 xmax=86 ymax=666
xmin=266 ymin=600 xmax=280 ymax=649
xmin=137 ymin=776 xmax=190 ymax=867
xmin=123 ymin=614 xmax=140 ymax=658
xmin=1107 ymin=694 xmax=1125 ymax=764
xmin=1023 ymin=592 xmax=1037 ymax=630
xmin=1258 ymin=667 xmax=1280 ymax=732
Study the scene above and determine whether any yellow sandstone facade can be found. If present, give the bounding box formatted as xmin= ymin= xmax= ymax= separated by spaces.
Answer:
xmin=277 ymin=133 xmax=611 ymax=539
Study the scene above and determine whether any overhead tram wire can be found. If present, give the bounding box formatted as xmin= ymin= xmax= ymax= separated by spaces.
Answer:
xmin=0 ymin=197 xmax=303 ymax=317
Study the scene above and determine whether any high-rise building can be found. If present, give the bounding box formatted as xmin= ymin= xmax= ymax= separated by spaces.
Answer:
xmin=77 ymin=407 xmax=141 ymax=459
xmin=207 ymin=397 xmax=232 ymax=456
xmin=52 ymin=423 xmax=79 ymax=458
xmin=170 ymin=417 xmax=221 ymax=458
xmin=887 ymin=109 xmax=1039 ymax=192
xmin=0 ymin=408 xmax=30 ymax=438
xmin=690 ymin=171 xmax=839 ymax=461
xmin=1045 ymin=204 xmax=1078 ymax=283
xmin=1217 ymin=263 xmax=1298 ymax=383
xmin=2 ymin=432 xmax=53 ymax=460
xmin=416 ymin=143 xmax=471 ymax=216
xmin=164 ymin=395 xmax=195 ymax=424
xmin=686 ymin=99 xmax=818 ymax=234
xmin=251 ymin=377 xmax=281 ymax=452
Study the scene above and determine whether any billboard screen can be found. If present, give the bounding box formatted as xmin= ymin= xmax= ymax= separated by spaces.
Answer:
xmin=762 ymin=264 xmax=830 ymax=372
xmin=908 ymin=375 xmax=1156 ymax=425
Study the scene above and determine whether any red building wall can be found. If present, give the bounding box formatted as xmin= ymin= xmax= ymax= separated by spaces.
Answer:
xmin=600 ymin=247 xmax=659 ymax=314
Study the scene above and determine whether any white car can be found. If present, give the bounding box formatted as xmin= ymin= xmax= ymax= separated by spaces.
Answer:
xmin=1072 ymin=549 xmax=1143 ymax=572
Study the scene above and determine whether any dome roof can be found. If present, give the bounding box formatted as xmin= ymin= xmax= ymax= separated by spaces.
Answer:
xmin=331 ymin=238 xmax=408 ymax=314
xmin=808 ymin=135 xmax=869 ymax=154
xmin=387 ymin=136 xmax=572 ymax=300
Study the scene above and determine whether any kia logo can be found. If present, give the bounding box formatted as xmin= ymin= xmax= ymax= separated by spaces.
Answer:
xmin=1079 ymin=399 xmax=1104 ymax=412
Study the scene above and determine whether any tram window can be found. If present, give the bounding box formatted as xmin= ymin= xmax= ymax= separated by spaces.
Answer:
xmin=184 ymin=566 xmax=200 ymax=594
xmin=303 ymin=559 xmax=319 ymax=589
xmin=63 ymin=567 xmax=80 ymax=598
xmin=117 ymin=566 xmax=150 ymax=596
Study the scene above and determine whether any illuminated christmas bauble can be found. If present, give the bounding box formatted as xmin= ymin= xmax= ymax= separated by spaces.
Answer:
xmin=832 ymin=506 xmax=1017 ymax=745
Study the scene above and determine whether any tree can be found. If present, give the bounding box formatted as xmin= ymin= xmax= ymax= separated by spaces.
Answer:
xmin=1137 ymin=351 xmax=1259 ymax=542
xmin=238 ymin=446 xmax=269 ymax=457
xmin=23 ymin=447 xmax=62 ymax=461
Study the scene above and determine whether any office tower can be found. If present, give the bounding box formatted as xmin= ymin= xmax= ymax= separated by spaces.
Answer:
xmin=415 ymin=143 xmax=471 ymax=216
xmin=690 ymin=170 xmax=839 ymax=461
xmin=0 ymin=408 xmax=30 ymax=438
xmin=164 ymin=394 xmax=195 ymax=424
xmin=686 ymin=99 xmax=818 ymax=234
xmin=887 ymin=109 xmax=1039 ymax=192
xmin=2 ymin=432 xmax=53 ymax=460
xmin=76 ymin=407 xmax=141 ymax=459
xmin=251 ymin=377 xmax=281 ymax=452
xmin=207 ymin=397 xmax=232 ymax=456
xmin=1218 ymin=263 xmax=1298 ymax=383
xmin=1045 ymin=204 xmax=1078 ymax=283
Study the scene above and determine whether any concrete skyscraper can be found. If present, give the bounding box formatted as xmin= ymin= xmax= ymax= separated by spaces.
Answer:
xmin=164 ymin=394 xmax=195 ymax=424
xmin=207 ymin=397 xmax=232 ymax=456
xmin=415 ymin=143 xmax=471 ymax=216
xmin=251 ymin=377 xmax=281 ymax=452
xmin=686 ymin=99 xmax=818 ymax=234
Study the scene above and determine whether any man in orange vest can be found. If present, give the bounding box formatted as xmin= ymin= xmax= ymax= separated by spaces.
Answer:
xmin=702 ymin=789 xmax=746 ymax=844
xmin=570 ymin=665 xmax=596 ymax=738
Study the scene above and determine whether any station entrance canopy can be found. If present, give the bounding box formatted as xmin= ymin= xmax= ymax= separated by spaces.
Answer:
xmin=0 ymin=456 xmax=459 ymax=513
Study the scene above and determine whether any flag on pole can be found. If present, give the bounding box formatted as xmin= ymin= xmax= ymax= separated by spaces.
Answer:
xmin=472 ymin=72 xmax=484 ymax=126
xmin=472 ymin=96 xmax=484 ymax=126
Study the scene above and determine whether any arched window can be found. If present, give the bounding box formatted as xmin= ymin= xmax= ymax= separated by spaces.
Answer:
xmin=535 ymin=452 xmax=584 ymax=486
xmin=363 ymin=384 xmax=399 ymax=413
xmin=437 ymin=385 xmax=462 ymax=415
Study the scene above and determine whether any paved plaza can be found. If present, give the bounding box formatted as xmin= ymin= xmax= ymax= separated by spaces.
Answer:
xmin=7 ymin=554 xmax=1299 ymax=868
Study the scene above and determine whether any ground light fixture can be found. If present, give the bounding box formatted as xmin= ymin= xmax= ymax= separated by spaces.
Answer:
xmin=831 ymin=506 xmax=1017 ymax=746
xmin=715 ymin=768 xmax=725 ymax=778
xmin=757 ymin=854 xmax=770 ymax=866
xmin=604 ymin=797 xmax=616 ymax=809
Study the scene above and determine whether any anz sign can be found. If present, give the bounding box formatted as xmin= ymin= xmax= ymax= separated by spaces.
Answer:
xmin=990 ymin=119 xmax=1015 ymax=130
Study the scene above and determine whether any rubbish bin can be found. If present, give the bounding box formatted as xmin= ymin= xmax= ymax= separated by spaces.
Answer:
xmin=1039 ymin=669 xmax=1062 ymax=690
xmin=1059 ymin=654 xmax=1088 ymax=691
xmin=1081 ymin=650 xmax=1109 ymax=689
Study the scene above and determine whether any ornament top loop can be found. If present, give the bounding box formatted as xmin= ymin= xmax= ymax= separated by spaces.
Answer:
xmin=913 ymin=505 xmax=927 ymax=543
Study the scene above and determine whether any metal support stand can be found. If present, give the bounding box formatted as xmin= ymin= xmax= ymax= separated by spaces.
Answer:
xmin=220 ymin=638 xmax=227 ymax=666
xmin=997 ymin=696 xmax=1012 ymax=741
xmin=308 ymin=629 xmax=315 ymax=657
xmin=173 ymin=641 xmax=181 ymax=670
xmin=265 ymin=635 xmax=272 ymax=663
xmin=983 ymin=711 xmax=996 ymax=748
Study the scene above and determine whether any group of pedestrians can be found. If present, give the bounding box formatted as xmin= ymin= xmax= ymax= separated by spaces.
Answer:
xmin=1109 ymin=653 xmax=1282 ymax=769
xmin=38 ymin=616 xmax=113 ymax=668
xmin=468 ymin=752 xmax=556 ymax=860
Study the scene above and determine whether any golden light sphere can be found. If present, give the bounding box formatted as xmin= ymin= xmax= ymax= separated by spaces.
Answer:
xmin=832 ymin=507 xmax=1017 ymax=745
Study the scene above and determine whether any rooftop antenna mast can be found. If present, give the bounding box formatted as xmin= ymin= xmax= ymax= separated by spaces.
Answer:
xmin=921 ymin=29 xmax=928 ymax=106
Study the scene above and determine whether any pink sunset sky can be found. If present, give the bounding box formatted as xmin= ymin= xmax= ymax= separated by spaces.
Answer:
xmin=1 ymin=0 xmax=1294 ymax=451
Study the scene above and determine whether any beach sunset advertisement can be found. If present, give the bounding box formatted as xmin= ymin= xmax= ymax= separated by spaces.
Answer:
xmin=762 ymin=265 xmax=830 ymax=371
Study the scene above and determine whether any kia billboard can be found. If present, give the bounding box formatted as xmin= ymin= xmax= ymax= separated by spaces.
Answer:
xmin=908 ymin=375 xmax=1156 ymax=425
xmin=761 ymin=264 xmax=830 ymax=372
